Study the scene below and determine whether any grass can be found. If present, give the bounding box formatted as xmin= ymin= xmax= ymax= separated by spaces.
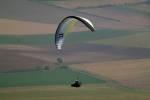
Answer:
xmin=0 ymin=34 xmax=54 ymax=45
xmin=0 ymin=29 xmax=137 ymax=45
xmin=89 ymin=31 xmax=150 ymax=49
xmin=0 ymin=69 xmax=106 ymax=87
xmin=0 ymin=84 xmax=150 ymax=100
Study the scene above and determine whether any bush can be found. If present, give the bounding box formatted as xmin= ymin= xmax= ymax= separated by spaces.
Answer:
xmin=59 ymin=65 xmax=69 ymax=69
xmin=44 ymin=66 xmax=50 ymax=70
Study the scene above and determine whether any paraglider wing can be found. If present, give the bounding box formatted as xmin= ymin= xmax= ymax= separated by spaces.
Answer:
xmin=55 ymin=16 xmax=94 ymax=50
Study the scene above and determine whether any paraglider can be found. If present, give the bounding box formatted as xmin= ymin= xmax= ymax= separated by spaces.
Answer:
xmin=55 ymin=16 xmax=95 ymax=50
xmin=71 ymin=77 xmax=81 ymax=87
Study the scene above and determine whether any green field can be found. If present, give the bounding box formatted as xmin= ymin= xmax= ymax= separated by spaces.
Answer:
xmin=0 ymin=29 xmax=138 ymax=45
xmin=0 ymin=69 xmax=150 ymax=100
xmin=0 ymin=69 xmax=106 ymax=87
xmin=89 ymin=31 xmax=150 ymax=49
xmin=0 ymin=34 xmax=54 ymax=45
xmin=0 ymin=84 xmax=150 ymax=100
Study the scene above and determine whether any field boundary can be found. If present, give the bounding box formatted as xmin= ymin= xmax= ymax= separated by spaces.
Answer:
xmin=70 ymin=67 xmax=139 ymax=90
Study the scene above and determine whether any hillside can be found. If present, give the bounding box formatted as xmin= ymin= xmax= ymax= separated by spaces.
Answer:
xmin=0 ymin=0 xmax=147 ymax=35
xmin=71 ymin=58 xmax=150 ymax=90
xmin=89 ymin=31 xmax=150 ymax=49
xmin=37 ymin=0 xmax=147 ymax=9
xmin=0 ymin=1 xmax=150 ymax=96
xmin=0 ymin=18 xmax=89 ymax=35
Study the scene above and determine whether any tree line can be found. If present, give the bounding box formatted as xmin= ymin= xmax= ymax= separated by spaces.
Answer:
xmin=3 ymin=58 xmax=68 ymax=73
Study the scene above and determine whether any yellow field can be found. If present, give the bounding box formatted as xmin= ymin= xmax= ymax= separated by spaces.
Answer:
xmin=70 ymin=58 xmax=150 ymax=90
xmin=0 ymin=84 xmax=150 ymax=100
xmin=0 ymin=18 xmax=88 ymax=35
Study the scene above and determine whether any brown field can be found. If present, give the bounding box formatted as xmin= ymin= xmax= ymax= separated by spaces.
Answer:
xmin=0 ymin=0 xmax=147 ymax=34
xmin=0 ymin=17 xmax=145 ymax=35
xmin=0 ymin=18 xmax=89 ymax=35
xmin=1 ymin=43 xmax=150 ymax=89
xmin=0 ymin=45 xmax=58 ymax=71
xmin=47 ymin=0 xmax=147 ymax=9
xmin=70 ymin=58 xmax=150 ymax=90
xmin=0 ymin=51 xmax=50 ymax=71
xmin=78 ymin=8 xmax=150 ymax=27
xmin=1 ymin=43 xmax=150 ymax=71
xmin=129 ymin=4 xmax=150 ymax=12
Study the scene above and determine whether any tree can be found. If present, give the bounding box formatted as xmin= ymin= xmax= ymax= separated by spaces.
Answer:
xmin=57 ymin=58 xmax=63 ymax=64
xmin=44 ymin=66 xmax=50 ymax=70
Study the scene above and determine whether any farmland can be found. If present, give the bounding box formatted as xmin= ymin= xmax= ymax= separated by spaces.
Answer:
xmin=0 ymin=0 xmax=147 ymax=32
xmin=89 ymin=31 xmax=150 ymax=49
xmin=106 ymin=4 xmax=150 ymax=17
xmin=36 ymin=0 xmax=147 ymax=9
xmin=0 ymin=84 xmax=150 ymax=100
xmin=70 ymin=58 xmax=150 ymax=90
xmin=0 ymin=0 xmax=150 ymax=100
xmin=0 ymin=29 xmax=137 ymax=45
xmin=0 ymin=68 xmax=149 ymax=100
xmin=0 ymin=18 xmax=88 ymax=35
xmin=78 ymin=7 xmax=150 ymax=27
xmin=0 ymin=29 xmax=147 ymax=71
xmin=0 ymin=69 xmax=106 ymax=87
